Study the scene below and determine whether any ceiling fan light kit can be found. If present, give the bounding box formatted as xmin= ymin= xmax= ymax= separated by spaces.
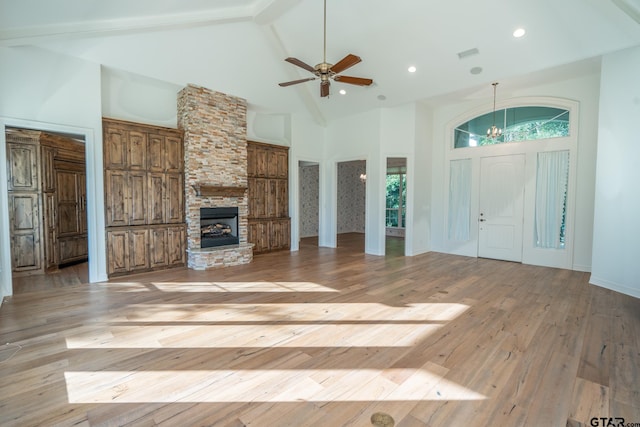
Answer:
xmin=278 ymin=0 xmax=373 ymax=97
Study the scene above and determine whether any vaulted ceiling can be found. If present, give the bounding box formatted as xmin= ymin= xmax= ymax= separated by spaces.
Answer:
xmin=2 ymin=0 xmax=639 ymax=124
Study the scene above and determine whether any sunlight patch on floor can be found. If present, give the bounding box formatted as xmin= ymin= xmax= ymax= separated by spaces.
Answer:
xmin=65 ymin=323 xmax=444 ymax=348
xmin=64 ymin=368 xmax=487 ymax=403
xmin=150 ymin=281 xmax=341 ymax=293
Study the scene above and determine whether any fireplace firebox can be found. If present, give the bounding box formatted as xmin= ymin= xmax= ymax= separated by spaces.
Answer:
xmin=200 ymin=207 xmax=239 ymax=248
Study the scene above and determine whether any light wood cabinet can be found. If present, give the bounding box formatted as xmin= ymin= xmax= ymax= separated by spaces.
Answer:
xmin=8 ymin=193 xmax=42 ymax=272
xmin=247 ymin=141 xmax=290 ymax=254
xmin=7 ymin=143 xmax=39 ymax=191
xmin=103 ymin=118 xmax=186 ymax=277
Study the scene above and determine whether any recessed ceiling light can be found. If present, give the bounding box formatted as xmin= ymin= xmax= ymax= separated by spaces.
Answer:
xmin=339 ymin=89 xmax=346 ymax=95
xmin=377 ymin=95 xmax=387 ymax=101
xmin=470 ymin=66 xmax=483 ymax=75
xmin=408 ymin=66 xmax=417 ymax=73
xmin=513 ymin=28 xmax=526 ymax=38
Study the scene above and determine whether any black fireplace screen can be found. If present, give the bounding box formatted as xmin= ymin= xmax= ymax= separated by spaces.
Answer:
xmin=200 ymin=207 xmax=239 ymax=248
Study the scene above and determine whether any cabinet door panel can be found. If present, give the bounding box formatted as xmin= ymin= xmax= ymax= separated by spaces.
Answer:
xmin=57 ymin=171 xmax=80 ymax=236
xmin=276 ymin=150 xmax=288 ymax=179
xmin=129 ymin=229 xmax=149 ymax=271
xmin=276 ymin=179 xmax=288 ymax=218
xmin=43 ymin=192 xmax=57 ymax=268
xmin=107 ymin=230 xmax=129 ymax=275
xmin=246 ymin=144 xmax=256 ymax=177
xmin=41 ymin=146 xmax=56 ymax=192
xmin=78 ymin=173 xmax=87 ymax=233
xmin=7 ymin=143 xmax=39 ymax=191
xmin=267 ymin=150 xmax=278 ymax=178
xmin=148 ymin=134 xmax=164 ymax=172
xmin=255 ymin=147 xmax=268 ymax=177
xmin=128 ymin=131 xmax=147 ymax=170
xmin=105 ymin=170 xmax=129 ymax=227
xmin=253 ymin=179 xmax=267 ymax=218
xmin=165 ymin=136 xmax=183 ymax=173
xmin=149 ymin=227 xmax=168 ymax=268
xmin=129 ymin=172 xmax=147 ymax=225
xmin=267 ymin=179 xmax=278 ymax=217
xmin=147 ymin=173 xmax=165 ymax=224
xmin=9 ymin=193 xmax=41 ymax=271
xmin=167 ymin=226 xmax=186 ymax=266
xmin=165 ymin=174 xmax=184 ymax=223
xmin=104 ymin=126 xmax=127 ymax=169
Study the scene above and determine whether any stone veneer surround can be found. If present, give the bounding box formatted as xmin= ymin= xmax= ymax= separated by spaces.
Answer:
xmin=177 ymin=84 xmax=253 ymax=269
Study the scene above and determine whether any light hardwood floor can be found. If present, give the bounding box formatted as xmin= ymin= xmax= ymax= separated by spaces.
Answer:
xmin=1 ymin=234 xmax=638 ymax=426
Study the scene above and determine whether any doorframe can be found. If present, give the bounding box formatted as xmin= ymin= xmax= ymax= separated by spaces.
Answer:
xmin=0 ymin=117 xmax=108 ymax=299
xmin=291 ymin=156 xmax=322 ymax=251
xmin=443 ymin=96 xmax=579 ymax=269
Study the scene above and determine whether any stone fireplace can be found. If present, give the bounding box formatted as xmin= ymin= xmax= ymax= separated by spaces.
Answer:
xmin=177 ymin=84 xmax=253 ymax=269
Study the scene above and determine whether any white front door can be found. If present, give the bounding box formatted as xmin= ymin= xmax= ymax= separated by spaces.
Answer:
xmin=478 ymin=155 xmax=525 ymax=262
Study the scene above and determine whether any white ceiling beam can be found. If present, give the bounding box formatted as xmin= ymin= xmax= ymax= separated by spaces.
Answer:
xmin=0 ymin=6 xmax=256 ymax=47
xmin=253 ymin=0 xmax=302 ymax=25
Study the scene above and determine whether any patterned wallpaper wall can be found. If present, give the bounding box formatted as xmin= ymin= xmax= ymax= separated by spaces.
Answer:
xmin=299 ymin=163 xmax=319 ymax=237
xmin=337 ymin=160 xmax=366 ymax=234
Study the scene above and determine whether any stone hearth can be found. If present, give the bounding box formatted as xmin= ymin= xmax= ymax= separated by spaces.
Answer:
xmin=177 ymin=84 xmax=253 ymax=269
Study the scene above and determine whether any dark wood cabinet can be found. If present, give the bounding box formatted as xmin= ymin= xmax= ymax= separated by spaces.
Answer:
xmin=247 ymin=141 xmax=290 ymax=254
xmin=5 ymin=129 xmax=88 ymax=275
xmin=103 ymin=118 xmax=186 ymax=277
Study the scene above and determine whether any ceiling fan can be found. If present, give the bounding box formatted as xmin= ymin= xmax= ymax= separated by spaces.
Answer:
xmin=278 ymin=0 xmax=374 ymax=97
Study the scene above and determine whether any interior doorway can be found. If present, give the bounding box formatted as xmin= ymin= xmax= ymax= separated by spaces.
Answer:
xmin=478 ymin=154 xmax=525 ymax=262
xmin=336 ymin=160 xmax=366 ymax=251
xmin=385 ymin=157 xmax=407 ymax=256
xmin=5 ymin=127 xmax=89 ymax=289
xmin=298 ymin=160 xmax=320 ymax=248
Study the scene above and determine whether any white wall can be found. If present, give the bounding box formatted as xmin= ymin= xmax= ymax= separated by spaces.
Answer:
xmin=0 ymin=46 xmax=107 ymax=302
xmin=102 ymin=67 xmax=182 ymax=128
xmin=325 ymin=109 xmax=383 ymax=254
xmin=591 ymin=46 xmax=640 ymax=299
xmin=428 ymin=71 xmax=600 ymax=271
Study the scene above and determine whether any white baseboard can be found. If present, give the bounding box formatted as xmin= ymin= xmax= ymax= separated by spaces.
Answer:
xmin=589 ymin=275 xmax=640 ymax=299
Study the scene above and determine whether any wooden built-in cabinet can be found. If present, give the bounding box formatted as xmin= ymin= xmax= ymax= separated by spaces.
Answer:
xmin=103 ymin=118 xmax=186 ymax=277
xmin=5 ymin=129 xmax=88 ymax=276
xmin=247 ymin=141 xmax=290 ymax=254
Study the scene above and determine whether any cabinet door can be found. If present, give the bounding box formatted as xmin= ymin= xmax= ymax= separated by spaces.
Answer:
xmin=43 ymin=192 xmax=57 ymax=269
xmin=129 ymin=228 xmax=149 ymax=271
xmin=276 ymin=179 xmax=288 ymax=217
xmin=78 ymin=173 xmax=87 ymax=234
xmin=252 ymin=178 xmax=267 ymax=218
xmin=9 ymin=193 xmax=41 ymax=272
xmin=167 ymin=226 xmax=186 ymax=266
xmin=266 ymin=179 xmax=278 ymax=217
xmin=107 ymin=229 xmax=129 ymax=275
xmin=267 ymin=149 xmax=278 ymax=178
xmin=271 ymin=219 xmax=291 ymax=250
xmin=165 ymin=173 xmax=184 ymax=223
xmin=149 ymin=227 xmax=168 ymax=268
xmin=147 ymin=173 xmax=165 ymax=224
xmin=147 ymin=134 xmax=165 ymax=172
xmin=246 ymin=143 xmax=256 ymax=177
xmin=58 ymin=235 xmax=88 ymax=265
xmin=129 ymin=171 xmax=147 ymax=225
xmin=7 ymin=143 xmax=39 ymax=191
xmin=128 ymin=131 xmax=147 ymax=171
xmin=276 ymin=150 xmax=288 ymax=179
xmin=165 ymin=135 xmax=183 ymax=173
xmin=105 ymin=170 xmax=129 ymax=227
xmin=56 ymin=171 xmax=80 ymax=236
xmin=255 ymin=146 xmax=268 ymax=177
xmin=41 ymin=146 xmax=57 ymax=192
xmin=248 ymin=220 xmax=269 ymax=253
xmin=104 ymin=125 xmax=128 ymax=169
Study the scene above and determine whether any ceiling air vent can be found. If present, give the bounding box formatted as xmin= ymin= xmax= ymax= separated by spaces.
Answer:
xmin=457 ymin=48 xmax=479 ymax=60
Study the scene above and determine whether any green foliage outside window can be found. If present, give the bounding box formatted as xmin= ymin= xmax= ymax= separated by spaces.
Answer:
xmin=386 ymin=173 xmax=406 ymax=228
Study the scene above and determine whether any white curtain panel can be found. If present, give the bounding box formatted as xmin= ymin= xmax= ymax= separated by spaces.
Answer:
xmin=448 ymin=159 xmax=472 ymax=241
xmin=535 ymin=150 xmax=570 ymax=248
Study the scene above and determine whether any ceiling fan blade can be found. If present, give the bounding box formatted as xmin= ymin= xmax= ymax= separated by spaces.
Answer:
xmin=334 ymin=75 xmax=373 ymax=86
xmin=320 ymin=81 xmax=330 ymax=97
xmin=285 ymin=57 xmax=316 ymax=73
xmin=330 ymin=54 xmax=362 ymax=74
xmin=279 ymin=77 xmax=316 ymax=87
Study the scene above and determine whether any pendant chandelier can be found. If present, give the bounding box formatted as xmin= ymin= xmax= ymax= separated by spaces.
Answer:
xmin=487 ymin=82 xmax=503 ymax=138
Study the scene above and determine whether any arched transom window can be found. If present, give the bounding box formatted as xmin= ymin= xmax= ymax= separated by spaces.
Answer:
xmin=454 ymin=106 xmax=570 ymax=148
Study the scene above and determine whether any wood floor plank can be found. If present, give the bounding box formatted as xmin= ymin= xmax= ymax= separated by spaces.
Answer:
xmin=1 ymin=234 xmax=639 ymax=426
